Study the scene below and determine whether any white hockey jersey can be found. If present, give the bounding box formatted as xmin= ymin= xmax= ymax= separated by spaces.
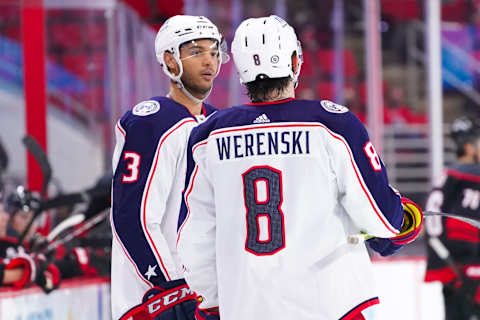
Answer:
xmin=177 ymin=98 xmax=404 ymax=320
xmin=110 ymin=96 xmax=216 ymax=319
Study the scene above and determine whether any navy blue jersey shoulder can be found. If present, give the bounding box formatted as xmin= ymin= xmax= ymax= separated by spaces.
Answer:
xmin=188 ymin=99 xmax=367 ymax=147
xmin=113 ymin=96 xmax=216 ymax=286
xmin=119 ymin=96 xmax=207 ymax=138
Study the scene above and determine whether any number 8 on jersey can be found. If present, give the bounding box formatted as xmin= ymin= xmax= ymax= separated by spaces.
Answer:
xmin=242 ymin=166 xmax=285 ymax=255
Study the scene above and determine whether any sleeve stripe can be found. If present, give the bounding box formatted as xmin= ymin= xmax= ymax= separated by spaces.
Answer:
xmin=142 ymin=118 xmax=197 ymax=281
xmin=208 ymin=122 xmax=399 ymax=235
xmin=339 ymin=297 xmax=379 ymax=320
xmin=116 ymin=121 xmax=126 ymax=137
xmin=176 ymin=164 xmax=200 ymax=246
xmin=110 ymin=211 xmax=153 ymax=287
xmin=317 ymin=125 xmax=399 ymax=235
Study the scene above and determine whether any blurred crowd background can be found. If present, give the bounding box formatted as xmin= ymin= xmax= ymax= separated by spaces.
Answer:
xmin=0 ymin=0 xmax=480 ymax=317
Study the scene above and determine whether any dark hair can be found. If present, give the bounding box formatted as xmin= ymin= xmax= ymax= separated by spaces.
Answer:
xmin=451 ymin=117 xmax=480 ymax=157
xmin=245 ymin=76 xmax=291 ymax=103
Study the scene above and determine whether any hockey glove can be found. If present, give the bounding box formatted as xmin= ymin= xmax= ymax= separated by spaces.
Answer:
xmin=5 ymin=254 xmax=36 ymax=288
xmin=390 ymin=197 xmax=424 ymax=245
xmin=119 ymin=280 xmax=197 ymax=320
xmin=34 ymin=254 xmax=61 ymax=294
xmin=196 ymin=306 xmax=220 ymax=320
xmin=367 ymin=197 xmax=423 ymax=257
xmin=5 ymin=253 xmax=61 ymax=293
xmin=366 ymin=237 xmax=403 ymax=256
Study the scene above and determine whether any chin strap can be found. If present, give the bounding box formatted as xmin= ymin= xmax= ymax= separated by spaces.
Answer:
xmin=176 ymin=82 xmax=208 ymax=104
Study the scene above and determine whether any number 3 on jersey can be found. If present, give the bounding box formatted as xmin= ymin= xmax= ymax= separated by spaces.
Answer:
xmin=242 ymin=166 xmax=285 ymax=255
xmin=122 ymin=151 xmax=141 ymax=183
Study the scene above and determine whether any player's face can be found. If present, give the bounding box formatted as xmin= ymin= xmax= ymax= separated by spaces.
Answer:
xmin=11 ymin=209 xmax=37 ymax=240
xmin=179 ymin=39 xmax=220 ymax=97
xmin=474 ymin=137 xmax=480 ymax=162
xmin=0 ymin=204 xmax=9 ymax=237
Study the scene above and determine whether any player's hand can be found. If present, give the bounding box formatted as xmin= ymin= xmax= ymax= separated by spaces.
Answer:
xmin=34 ymin=254 xmax=61 ymax=294
xmin=367 ymin=197 xmax=423 ymax=256
xmin=366 ymin=237 xmax=403 ymax=256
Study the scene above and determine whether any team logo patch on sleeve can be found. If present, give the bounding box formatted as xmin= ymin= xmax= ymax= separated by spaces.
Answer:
xmin=320 ymin=100 xmax=349 ymax=114
xmin=133 ymin=100 xmax=160 ymax=116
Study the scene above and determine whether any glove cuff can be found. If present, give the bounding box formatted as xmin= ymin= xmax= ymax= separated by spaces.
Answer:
xmin=392 ymin=197 xmax=423 ymax=245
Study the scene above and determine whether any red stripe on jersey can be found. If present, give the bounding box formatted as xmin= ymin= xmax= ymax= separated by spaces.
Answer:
xmin=340 ymin=297 xmax=379 ymax=320
xmin=245 ymin=97 xmax=295 ymax=106
xmin=116 ymin=121 xmax=126 ymax=137
xmin=195 ymin=307 xmax=220 ymax=320
xmin=143 ymin=118 xmax=197 ymax=281
xmin=208 ymin=123 xmax=398 ymax=235
xmin=447 ymin=168 xmax=480 ymax=183
xmin=177 ymin=165 xmax=199 ymax=246
xmin=446 ymin=218 xmax=480 ymax=243
xmin=110 ymin=213 xmax=152 ymax=287
xmin=424 ymin=266 xmax=457 ymax=283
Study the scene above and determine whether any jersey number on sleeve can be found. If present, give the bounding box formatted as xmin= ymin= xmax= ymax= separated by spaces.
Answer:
xmin=242 ymin=166 xmax=285 ymax=255
xmin=363 ymin=141 xmax=382 ymax=171
xmin=122 ymin=151 xmax=141 ymax=183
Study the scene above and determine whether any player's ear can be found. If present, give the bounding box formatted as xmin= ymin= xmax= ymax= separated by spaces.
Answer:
xmin=164 ymin=51 xmax=180 ymax=76
xmin=291 ymin=52 xmax=299 ymax=75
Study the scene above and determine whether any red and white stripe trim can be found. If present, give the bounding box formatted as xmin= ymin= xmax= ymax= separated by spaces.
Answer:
xmin=141 ymin=118 xmax=196 ymax=281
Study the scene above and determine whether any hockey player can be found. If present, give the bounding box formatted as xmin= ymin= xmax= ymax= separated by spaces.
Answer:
xmin=424 ymin=117 xmax=480 ymax=319
xmin=177 ymin=15 xmax=423 ymax=320
xmin=110 ymin=15 xmax=228 ymax=320
xmin=0 ymin=186 xmax=61 ymax=293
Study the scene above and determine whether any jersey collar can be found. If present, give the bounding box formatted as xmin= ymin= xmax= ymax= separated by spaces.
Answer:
xmin=245 ymin=97 xmax=295 ymax=106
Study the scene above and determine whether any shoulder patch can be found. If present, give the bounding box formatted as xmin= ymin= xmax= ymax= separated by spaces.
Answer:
xmin=132 ymin=100 xmax=160 ymax=116
xmin=320 ymin=100 xmax=349 ymax=114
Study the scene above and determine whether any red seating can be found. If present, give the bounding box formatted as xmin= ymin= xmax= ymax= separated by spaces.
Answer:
xmin=316 ymin=82 xmax=335 ymax=101
xmin=122 ymin=0 xmax=150 ymax=19
xmin=381 ymin=0 xmax=421 ymax=21
xmin=62 ymin=54 xmax=88 ymax=78
xmin=316 ymin=49 xmax=358 ymax=78
xmin=88 ymin=53 xmax=106 ymax=80
xmin=301 ymin=50 xmax=314 ymax=77
xmin=156 ymin=0 xmax=183 ymax=18
xmin=5 ymin=26 xmax=21 ymax=41
xmin=84 ymin=23 xmax=107 ymax=48
xmin=441 ymin=0 xmax=469 ymax=23
xmin=49 ymin=23 xmax=83 ymax=49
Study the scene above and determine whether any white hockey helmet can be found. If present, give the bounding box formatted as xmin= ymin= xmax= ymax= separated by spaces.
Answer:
xmin=155 ymin=16 xmax=228 ymax=91
xmin=231 ymin=15 xmax=302 ymax=85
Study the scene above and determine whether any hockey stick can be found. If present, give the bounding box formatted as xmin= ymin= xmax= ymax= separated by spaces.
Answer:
xmin=43 ymin=210 xmax=108 ymax=254
xmin=348 ymin=210 xmax=480 ymax=244
xmin=16 ymin=135 xmax=53 ymax=245
xmin=46 ymin=213 xmax=85 ymax=242
xmin=30 ymin=213 xmax=86 ymax=253
xmin=427 ymin=236 xmax=462 ymax=277
xmin=22 ymin=135 xmax=52 ymax=198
